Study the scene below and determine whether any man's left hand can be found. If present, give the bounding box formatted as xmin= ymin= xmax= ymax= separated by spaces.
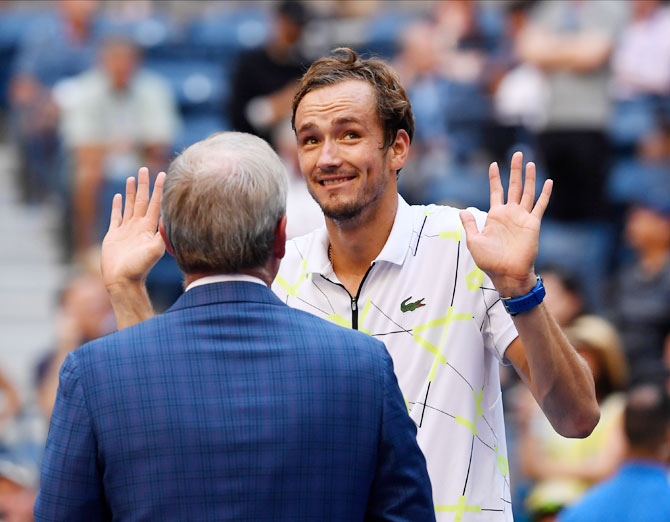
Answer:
xmin=460 ymin=151 xmax=552 ymax=297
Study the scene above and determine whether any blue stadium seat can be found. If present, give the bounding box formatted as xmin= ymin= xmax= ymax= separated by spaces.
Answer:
xmin=172 ymin=113 xmax=229 ymax=155
xmin=537 ymin=220 xmax=616 ymax=312
xmin=609 ymin=97 xmax=658 ymax=151
xmin=186 ymin=8 xmax=269 ymax=65
xmin=145 ymin=59 xmax=229 ymax=113
xmin=0 ymin=9 xmax=54 ymax=107
xmin=360 ymin=11 xmax=420 ymax=59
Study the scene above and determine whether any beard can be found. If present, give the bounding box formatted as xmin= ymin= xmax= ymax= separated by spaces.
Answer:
xmin=307 ymin=169 xmax=389 ymax=225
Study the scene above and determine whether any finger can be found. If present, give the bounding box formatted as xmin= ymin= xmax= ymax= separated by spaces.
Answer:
xmin=147 ymin=172 xmax=166 ymax=225
xmin=459 ymin=210 xmax=479 ymax=242
xmin=489 ymin=161 xmax=504 ymax=208
xmin=507 ymin=151 xmax=523 ymax=204
xmin=134 ymin=167 xmax=151 ymax=217
xmin=520 ymin=161 xmax=536 ymax=212
xmin=122 ymin=176 xmax=136 ymax=223
xmin=531 ymin=179 xmax=553 ymax=220
xmin=108 ymin=193 xmax=123 ymax=231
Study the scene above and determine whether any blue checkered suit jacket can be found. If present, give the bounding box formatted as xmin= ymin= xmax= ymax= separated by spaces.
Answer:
xmin=35 ymin=281 xmax=434 ymax=521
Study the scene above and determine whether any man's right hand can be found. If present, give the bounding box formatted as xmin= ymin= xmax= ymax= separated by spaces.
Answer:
xmin=101 ymin=167 xmax=165 ymax=329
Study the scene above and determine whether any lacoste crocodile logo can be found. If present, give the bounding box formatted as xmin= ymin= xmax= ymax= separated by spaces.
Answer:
xmin=401 ymin=296 xmax=426 ymax=313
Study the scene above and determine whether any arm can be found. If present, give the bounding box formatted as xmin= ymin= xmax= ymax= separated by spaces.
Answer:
xmin=517 ymin=25 xmax=613 ymax=73
xmin=520 ymin=394 xmax=625 ymax=481
xmin=72 ymin=146 xmax=105 ymax=253
xmin=34 ymin=353 xmax=109 ymax=521
xmin=366 ymin=350 xmax=435 ymax=522
xmin=101 ymin=168 xmax=165 ymax=329
xmin=460 ymin=153 xmax=599 ymax=438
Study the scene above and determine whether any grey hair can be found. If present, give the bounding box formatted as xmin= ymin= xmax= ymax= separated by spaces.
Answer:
xmin=162 ymin=132 xmax=288 ymax=274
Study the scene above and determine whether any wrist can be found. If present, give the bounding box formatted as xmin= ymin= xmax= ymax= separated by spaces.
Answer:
xmin=501 ymin=275 xmax=545 ymax=316
xmin=494 ymin=272 xmax=538 ymax=298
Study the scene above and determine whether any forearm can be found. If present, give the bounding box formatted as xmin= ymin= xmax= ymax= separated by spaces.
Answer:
xmin=512 ymin=304 xmax=599 ymax=438
xmin=518 ymin=27 xmax=611 ymax=72
xmin=107 ymin=281 xmax=155 ymax=329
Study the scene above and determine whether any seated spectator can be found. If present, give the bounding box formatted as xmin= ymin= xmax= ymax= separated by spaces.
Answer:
xmin=229 ymin=0 xmax=309 ymax=147
xmin=558 ymin=383 xmax=670 ymax=522
xmin=540 ymin=265 xmax=586 ymax=328
xmin=517 ymin=0 xmax=629 ymax=221
xmin=9 ymin=0 xmax=101 ymax=204
xmin=58 ymin=35 xmax=179 ymax=259
xmin=520 ymin=315 xmax=628 ymax=521
xmin=611 ymin=0 xmax=670 ymax=99
xmin=609 ymin=194 xmax=670 ymax=384
xmin=35 ymin=272 xmax=115 ymax=419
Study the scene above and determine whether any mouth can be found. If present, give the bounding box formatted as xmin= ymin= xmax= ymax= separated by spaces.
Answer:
xmin=318 ymin=175 xmax=356 ymax=186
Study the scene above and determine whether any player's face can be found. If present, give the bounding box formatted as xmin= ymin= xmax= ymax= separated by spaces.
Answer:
xmin=294 ymin=80 xmax=397 ymax=224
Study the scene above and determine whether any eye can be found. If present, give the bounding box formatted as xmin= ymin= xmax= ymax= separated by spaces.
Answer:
xmin=343 ymin=131 xmax=360 ymax=140
xmin=300 ymin=136 xmax=318 ymax=146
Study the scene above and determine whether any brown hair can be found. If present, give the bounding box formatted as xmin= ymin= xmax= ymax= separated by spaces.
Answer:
xmin=292 ymin=48 xmax=414 ymax=150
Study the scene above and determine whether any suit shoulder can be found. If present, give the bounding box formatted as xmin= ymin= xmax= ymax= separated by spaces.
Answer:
xmin=281 ymin=305 xmax=390 ymax=359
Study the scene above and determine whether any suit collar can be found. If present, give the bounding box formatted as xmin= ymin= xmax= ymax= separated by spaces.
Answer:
xmin=166 ymin=281 xmax=284 ymax=313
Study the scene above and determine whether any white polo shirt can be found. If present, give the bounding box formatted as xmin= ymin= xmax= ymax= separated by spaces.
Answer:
xmin=272 ymin=195 xmax=519 ymax=520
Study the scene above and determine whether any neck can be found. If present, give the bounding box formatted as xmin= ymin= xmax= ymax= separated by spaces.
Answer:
xmin=326 ymin=190 xmax=398 ymax=294
xmin=626 ymin=447 xmax=668 ymax=464
xmin=184 ymin=268 xmax=273 ymax=289
xmin=639 ymin=247 xmax=669 ymax=276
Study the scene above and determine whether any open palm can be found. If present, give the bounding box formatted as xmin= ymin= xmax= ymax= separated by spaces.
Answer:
xmin=460 ymin=152 xmax=552 ymax=297
xmin=101 ymin=168 xmax=166 ymax=289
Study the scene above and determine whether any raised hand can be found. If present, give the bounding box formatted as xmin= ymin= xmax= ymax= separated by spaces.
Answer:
xmin=101 ymin=167 xmax=166 ymax=292
xmin=459 ymin=151 xmax=552 ymax=297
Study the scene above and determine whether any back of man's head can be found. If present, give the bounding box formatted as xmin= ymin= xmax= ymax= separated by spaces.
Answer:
xmin=162 ymin=132 xmax=288 ymax=275
xmin=624 ymin=384 xmax=670 ymax=457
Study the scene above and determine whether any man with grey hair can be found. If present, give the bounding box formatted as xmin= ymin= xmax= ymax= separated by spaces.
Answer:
xmin=35 ymin=132 xmax=435 ymax=521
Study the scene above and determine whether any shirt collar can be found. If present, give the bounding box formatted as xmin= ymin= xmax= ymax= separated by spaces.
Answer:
xmin=305 ymin=194 xmax=413 ymax=276
xmin=185 ymin=273 xmax=267 ymax=292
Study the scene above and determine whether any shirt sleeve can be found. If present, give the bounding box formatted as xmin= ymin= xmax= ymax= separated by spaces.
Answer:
xmin=34 ymin=353 xmax=109 ymax=521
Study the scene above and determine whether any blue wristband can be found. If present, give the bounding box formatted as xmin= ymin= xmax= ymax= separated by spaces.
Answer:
xmin=501 ymin=276 xmax=545 ymax=316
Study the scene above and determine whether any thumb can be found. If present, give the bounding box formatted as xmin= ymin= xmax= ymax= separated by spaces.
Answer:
xmin=459 ymin=210 xmax=479 ymax=241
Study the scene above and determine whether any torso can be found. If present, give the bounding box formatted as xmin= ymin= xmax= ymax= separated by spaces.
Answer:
xmin=273 ymin=196 xmax=519 ymax=520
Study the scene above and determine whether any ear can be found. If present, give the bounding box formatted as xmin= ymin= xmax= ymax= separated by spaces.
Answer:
xmin=273 ymin=215 xmax=287 ymax=260
xmin=388 ymin=129 xmax=410 ymax=172
xmin=159 ymin=218 xmax=175 ymax=257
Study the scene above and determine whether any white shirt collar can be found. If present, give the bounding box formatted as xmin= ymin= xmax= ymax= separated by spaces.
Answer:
xmin=305 ymin=194 xmax=413 ymax=276
xmin=185 ymin=273 xmax=267 ymax=292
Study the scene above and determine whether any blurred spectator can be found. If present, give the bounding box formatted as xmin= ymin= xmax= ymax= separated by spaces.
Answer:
xmin=489 ymin=0 xmax=546 ymax=156
xmin=611 ymin=0 xmax=670 ymax=99
xmin=229 ymin=0 xmax=309 ymax=147
xmin=0 ymin=468 xmax=36 ymax=522
xmin=9 ymin=0 xmax=102 ymax=204
xmin=610 ymin=197 xmax=670 ymax=384
xmin=0 ymin=370 xmax=20 ymax=429
xmin=520 ymin=315 xmax=628 ymax=521
xmin=394 ymin=21 xmax=451 ymax=202
xmin=517 ymin=0 xmax=629 ymax=221
xmin=540 ymin=265 xmax=586 ymax=328
xmin=35 ymin=273 xmax=115 ymax=419
xmin=58 ymin=35 xmax=179 ymax=259
xmin=557 ymin=383 xmax=670 ymax=522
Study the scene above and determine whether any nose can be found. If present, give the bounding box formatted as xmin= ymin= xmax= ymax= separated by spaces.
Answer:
xmin=316 ymin=138 xmax=342 ymax=172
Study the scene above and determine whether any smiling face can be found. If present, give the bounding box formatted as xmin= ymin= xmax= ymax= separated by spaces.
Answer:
xmin=295 ymin=80 xmax=407 ymax=225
